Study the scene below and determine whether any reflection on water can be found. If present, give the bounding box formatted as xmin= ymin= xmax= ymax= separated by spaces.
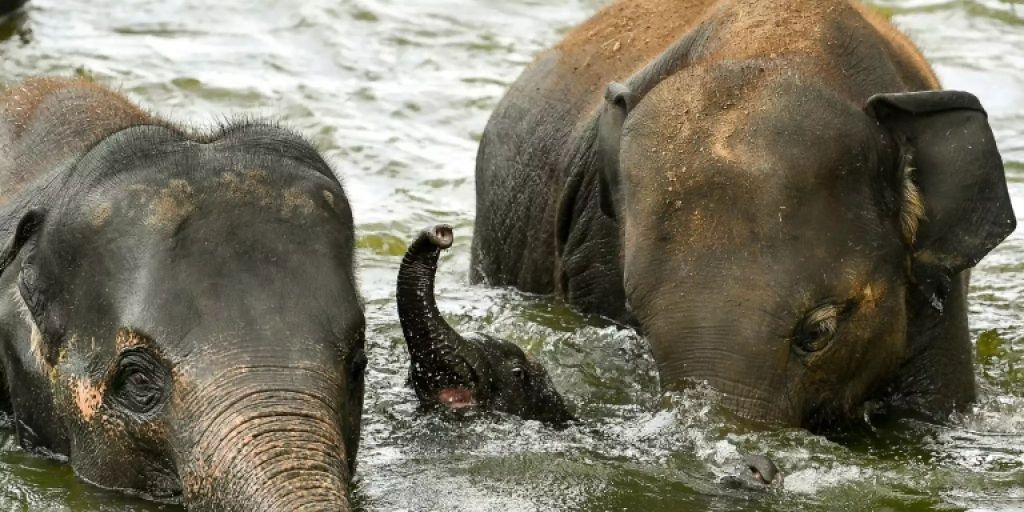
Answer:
xmin=1 ymin=0 xmax=1023 ymax=510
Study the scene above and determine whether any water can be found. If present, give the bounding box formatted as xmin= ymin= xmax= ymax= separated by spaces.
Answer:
xmin=0 ymin=0 xmax=1022 ymax=510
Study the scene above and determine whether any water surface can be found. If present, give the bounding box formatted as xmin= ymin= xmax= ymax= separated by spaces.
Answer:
xmin=1 ymin=0 xmax=1023 ymax=510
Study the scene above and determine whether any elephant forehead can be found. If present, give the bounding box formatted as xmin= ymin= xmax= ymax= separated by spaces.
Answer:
xmin=86 ymin=169 xmax=332 ymax=229
xmin=621 ymin=165 xmax=892 ymax=281
xmin=625 ymin=69 xmax=877 ymax=179
xmin=621 ymin=81 xmax=885 ymax=248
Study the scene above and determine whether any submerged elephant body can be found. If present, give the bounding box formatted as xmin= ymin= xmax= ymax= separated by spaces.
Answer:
xmin=472 ymin=0 xmax=1015 ymax=428
xmin=0 ymin=78 xmax=365 ymax=510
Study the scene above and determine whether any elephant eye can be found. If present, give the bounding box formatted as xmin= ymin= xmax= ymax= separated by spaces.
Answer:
xmin=793 ymin=302 xmax=851 ymax=355
xmin=112 ymin=349 xmax=168 ymax=415
xmin=511 ymin=366 xmax=533 ymax=389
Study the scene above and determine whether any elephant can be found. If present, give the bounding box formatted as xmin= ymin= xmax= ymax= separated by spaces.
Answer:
xmin=397 ymin=224 xmax=572 ymax=424
xmin=471 ymin=0 xmax=1016 ymax=429
xmin=400 ymin=225 xmax=784 ymax=485
xmin=0 ymin=77 xmax=366 ymax=510
xmin=0 ymin=0 xmax=26 ymax=18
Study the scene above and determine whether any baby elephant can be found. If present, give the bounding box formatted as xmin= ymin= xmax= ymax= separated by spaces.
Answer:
xmin=397 ymin=225 xmax=572 ymax=423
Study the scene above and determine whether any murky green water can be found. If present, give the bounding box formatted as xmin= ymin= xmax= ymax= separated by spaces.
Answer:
xmin=1 ymin=0 xmax=1022 ymax=510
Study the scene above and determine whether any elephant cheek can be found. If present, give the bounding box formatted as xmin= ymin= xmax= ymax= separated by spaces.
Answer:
xmin=72 ymin=378 xmax=105 ymax=421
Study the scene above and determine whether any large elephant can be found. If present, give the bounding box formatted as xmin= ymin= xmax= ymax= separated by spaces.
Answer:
xmin=471 ymin=0 xmax=1015 ymax=429
xmin=0 ymin=78 xmax=365 ymax=510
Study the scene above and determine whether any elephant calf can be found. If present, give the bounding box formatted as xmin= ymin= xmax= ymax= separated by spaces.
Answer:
xmin=471 ymin=0 xmax=1016 ymax=429
xmin=0 ymin=77 xmax=365 ymax=510
xmin=397 ymin=225 xmax=572 ymax=424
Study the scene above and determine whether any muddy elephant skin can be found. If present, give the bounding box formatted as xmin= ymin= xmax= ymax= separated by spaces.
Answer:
xmin=471 ymin=0 xmax=1015 ymax=429
xmin=0 ymin=78 xmax=365 ymax=511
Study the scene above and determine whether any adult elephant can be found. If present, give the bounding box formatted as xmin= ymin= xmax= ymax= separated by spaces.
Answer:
xmin=0 ymin=78 xmax=365 ymax=510
xmin=471 ymin=0 xmax=1015 ymax=429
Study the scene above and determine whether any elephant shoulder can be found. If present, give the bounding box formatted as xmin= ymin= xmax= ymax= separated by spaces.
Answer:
xmin=472 ymin=51 xmax=580 ymax=292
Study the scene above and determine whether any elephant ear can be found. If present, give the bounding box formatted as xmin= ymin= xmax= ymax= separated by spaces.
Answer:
xmin=0 ymin=209 xmax=46 ymax=276
xmin=0 ymin=209 xmax=60 ymax=365
xmin=867 ymin=91 xmax=1016 ymax=311
xmin=593 ymin=21 xmax=715 ymax=220
xmin=596 ymin=82 xmax=635 ymax=219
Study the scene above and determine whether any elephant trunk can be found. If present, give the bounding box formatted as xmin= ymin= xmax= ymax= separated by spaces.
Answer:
xmin=396 ymin=225 xmax=463 ymax=366
xmin=179 ymin=373 xmax=351 ymax=511
xmin=397 ymin=225 xmax=482 ymax=406
xmin=654 ymin=333 xmax=800 ymax=426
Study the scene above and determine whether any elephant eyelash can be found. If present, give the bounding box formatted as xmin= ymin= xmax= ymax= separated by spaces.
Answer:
xmin=794 ymin=300 xmax=856 ymax=354
xmin=804 ymin=304 xmax=839 ymax=331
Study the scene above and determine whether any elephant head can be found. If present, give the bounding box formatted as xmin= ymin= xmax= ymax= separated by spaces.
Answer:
xmin=586 ymin=62 xmax=1014 ymax=428
xmin=0 ymin=124 xmax=365 ymax=510
xmin=397 ymin=225 xmax=571 ymax=424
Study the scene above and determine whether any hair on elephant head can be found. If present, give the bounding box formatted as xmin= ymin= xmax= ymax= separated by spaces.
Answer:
xmin=397 ymin=225 xmax=572 ymax=424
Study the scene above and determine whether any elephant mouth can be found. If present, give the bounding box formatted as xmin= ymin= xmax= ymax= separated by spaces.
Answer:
xmin=436 ymin=387 xmax=477 ymax=410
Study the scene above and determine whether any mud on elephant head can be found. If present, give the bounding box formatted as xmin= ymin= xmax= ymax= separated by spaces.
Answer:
xmin=598 ymin=74 xmax=1011 ymax=428
xmin=0 ymin=79 xmax=365 ymax=510
xmin=591 ymin=56 xmax=1014 ymax=428
xmin=473 ymin=1 xmax=1016 ymax=430
xmin=397 ymin=225 xmax=572 ymax=424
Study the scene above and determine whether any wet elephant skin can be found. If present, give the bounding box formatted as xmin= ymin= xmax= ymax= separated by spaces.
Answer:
xmin=396 ymin=224 xmax=572 ymax=424
xmin=471 ymin=0 xmax=1015 ymax=429
xmin=0 ymin=78 xmax=365 ymax=511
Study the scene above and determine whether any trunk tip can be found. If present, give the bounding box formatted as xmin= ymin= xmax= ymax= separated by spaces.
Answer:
xmin=421 ymin=224 xmax=454 ymax=250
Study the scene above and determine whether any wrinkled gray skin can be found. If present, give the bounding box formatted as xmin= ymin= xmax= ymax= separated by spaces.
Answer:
xmin=0 ymin=78 xmax=365 ymax=510
xmin=471 ymin=0 xmax=1016 ymax=429
xmin=397 ymin=225 xmax=572 ymax=424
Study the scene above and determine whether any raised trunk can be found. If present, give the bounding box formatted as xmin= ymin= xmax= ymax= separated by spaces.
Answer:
xmin=396 ymin=225 xmax=463 ymax=366
xmin=179 ymin=380 xmax=351 ymax=511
